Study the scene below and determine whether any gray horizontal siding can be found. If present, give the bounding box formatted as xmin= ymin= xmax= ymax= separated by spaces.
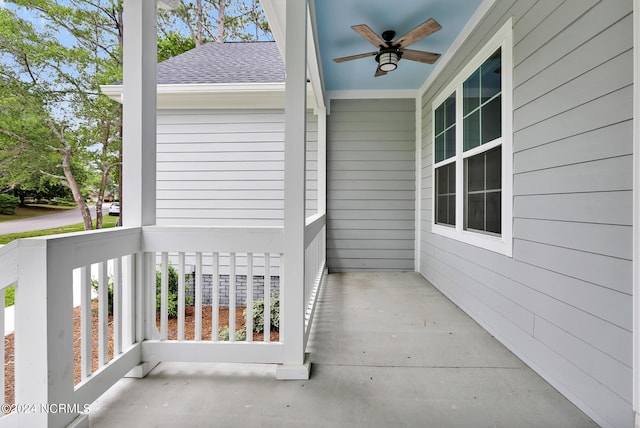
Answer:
xmin=328 ymin=99 xmax=415 ymax=272
xmin=156 ymin=109 xmax=318 ymax=226
xmin=419 ymin=1 xmax=633 ymax=427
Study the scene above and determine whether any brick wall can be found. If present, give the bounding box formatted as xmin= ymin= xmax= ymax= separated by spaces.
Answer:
xmin=185 ymin=275 xmax=280 ymax=307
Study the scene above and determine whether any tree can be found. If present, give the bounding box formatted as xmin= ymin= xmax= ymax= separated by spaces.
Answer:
xmin=157 ymin=0 xmax=271 ymax=45
xmin=0 ymin=0 xmax=271 ymax=231
xmin=0 ymin=0 xmax=124 ymax=230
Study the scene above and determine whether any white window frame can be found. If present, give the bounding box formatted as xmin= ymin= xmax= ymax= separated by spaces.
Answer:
xmin=431 ymin=18 xmax=513 ymax=257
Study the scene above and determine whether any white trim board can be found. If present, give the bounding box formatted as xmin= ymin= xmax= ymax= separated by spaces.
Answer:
xmin=633 ymin=0 xmax=640 ymax=421
xmin=101 ymin=83 xmax=318 ymax=110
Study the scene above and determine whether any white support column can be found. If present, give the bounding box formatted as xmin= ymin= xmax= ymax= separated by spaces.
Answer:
xmin=633 ymin=1 xmax=640 ymax=425
xmin=121 ymin=0 xmax=160 ymax=379
xmin=317 ymin=107 xmax=327 ymax=215
xmin=122 ymin=0 xmax=158 ymax=227
xmin=277 ymin=0 xmax=310 ymax=380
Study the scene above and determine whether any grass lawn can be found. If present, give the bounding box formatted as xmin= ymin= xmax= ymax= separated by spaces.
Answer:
xmin=0 ymin=204 xmax=77 ymax=223
xmin=0 ymin=214 xmax=118 ymax=245
xmin=0 ymin=214 xmax=119 ymax=307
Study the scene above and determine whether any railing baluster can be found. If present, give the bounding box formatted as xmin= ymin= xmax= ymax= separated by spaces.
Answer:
xmin=246 ymin=253 xmax=253 ymax=343
xmin=124 ymin=254 xmax=135 ymax=348
xmin=178 ymin=252 xmax=185 ymax=341
xmin=195 ymin=252 xmax=202 ymax=341
xmin=113 ymin=257 xmax=122 ymax=355
xmin=98 ymin=261 xmax=108 ymax=367
xmin=160 ymin=252 xmax=169 ymax=340
xmin=264 ymin=253 xmax=271 ymax=343
xmin=81 ymin=266 xmax=92 ymax=379
xmin=229 ymin=253 xmax=236 ymax=342
xmin=211 ymin=252 xmax=219 ymax=341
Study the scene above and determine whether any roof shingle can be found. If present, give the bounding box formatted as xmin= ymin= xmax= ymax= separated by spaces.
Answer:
xmin=157 ymin=41 xmax=284 ymax=85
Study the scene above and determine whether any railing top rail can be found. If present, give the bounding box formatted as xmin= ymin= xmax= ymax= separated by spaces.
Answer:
xmin=142 ymin=225 xmax=284 ymax=254
xmin=40 ymin=227 xmax=143 ymax=269
xmin=0 ymin=239 xmax=19 ymax=258
xmin=0 ymin=240 xmax=19 ymax=290
xmin=304 ymin=213 xmax=326 ymax=249
xmin=305 ymin=212 xmax=325 ymax=228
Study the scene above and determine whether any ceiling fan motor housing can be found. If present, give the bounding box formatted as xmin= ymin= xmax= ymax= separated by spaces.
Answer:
xmin=381 ymin=30 xmax=396 ymax=42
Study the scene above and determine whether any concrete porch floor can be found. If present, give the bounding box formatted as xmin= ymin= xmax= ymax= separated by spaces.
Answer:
xmin=88 ymin=272 xmax=597 ymax=427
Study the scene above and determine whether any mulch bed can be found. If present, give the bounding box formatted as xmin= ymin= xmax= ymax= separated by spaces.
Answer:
xmin=3 ymin=304 xmax=278 ymax=406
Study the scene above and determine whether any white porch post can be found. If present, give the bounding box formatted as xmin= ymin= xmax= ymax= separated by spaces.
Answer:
xmin=277 ymin=0 xmax=310 ymax=379
xmin=121 ymin=0 xmax=159 ymax=378
xmin=634 ymin=0 xmax=640 ymax=425
xmin=122 ymin=0 xmax=158 ymax=228
xmin=317 ymin=108 xmax=327 ymax=215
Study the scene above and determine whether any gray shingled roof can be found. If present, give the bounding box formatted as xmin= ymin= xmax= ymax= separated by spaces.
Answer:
xmin=157 ymin=41 xmax=284 ymax=85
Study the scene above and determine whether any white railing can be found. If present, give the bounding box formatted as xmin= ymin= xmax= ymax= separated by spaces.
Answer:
xmin=303 ymin=213 xmax=326 ymax=347
xmin=141 ymin=226 xmax=284 ymax=364
xmin=0 ymin=224 xmax=304 ymax=427
xmin=0 ymin=227 xmax=142 ymax=427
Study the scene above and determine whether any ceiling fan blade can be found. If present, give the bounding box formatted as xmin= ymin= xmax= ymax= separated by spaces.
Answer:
xmin=375 ymin=67 xmax=387 ymax=77
xmin=352 ymin=24 xmax=386 ymax=48
xmin=394 ymin=18 xmax=442 ymax=48
xmin=401 ymin=49 xmax=441 ymax=64
xmin=334 ymin=51 xmax=378 ymax=63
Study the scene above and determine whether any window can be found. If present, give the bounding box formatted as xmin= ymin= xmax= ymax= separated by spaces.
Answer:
xmin=435 ymin=162 xmax=455 ymax=226
xmin=430 ymin=19 xmax=512 ymax=256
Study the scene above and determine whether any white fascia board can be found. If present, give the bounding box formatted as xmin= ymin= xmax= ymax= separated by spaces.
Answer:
xmin=262 ymin=0 xmax=325 ymax=111
xmin=260 ymin=0 xmax=286 ymax=59
xmin=307 ymin=0 xmax=325 ymax=110
xmin=100 ymin=84 xmax=124 ymax=103
xmin=101 ymin=82 xmax=317 ymax=110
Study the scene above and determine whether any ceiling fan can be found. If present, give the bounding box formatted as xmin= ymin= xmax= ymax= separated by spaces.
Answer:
xmin=333 ymin=18 xmax=442 ymax=77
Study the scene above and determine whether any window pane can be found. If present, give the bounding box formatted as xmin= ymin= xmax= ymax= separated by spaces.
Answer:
xmin=435 ymin=134 xmax=444 ymax=163
xmin=467 ymin=154 xmax=484 ymax=192
xmin=437 ymin=196 xmax=448 ymax=223
xmin=445 ymin=94 xmax=456 ymax=129
xmin=437 ymin=165 xmax=449 ymax=194
xmin=465 ymin=147 xmax=502 ymax=235
xmin=481 ymin=49 xmax=501 ymax=103
xmin=435 ymin=103 xmax=444 ymax=135
xmin=448 ymin=160 xmax=456 ymax=188
xmin=486 ymin=147 xmax=501 ymax=189
xmin=464 ymin=48 xmax=502 ymax=151
xmin=463 ymin=69 xmax=480 ymax=114
xmin=481 ymin=96 xmax=501 ymax=144
xmin=486 ymin=191 xmax=501 ymax=233
xmin=445 ymin=125 xmax=456 ymax=159
xmin=448 ymin=195 xmax=456 ymax=226
xmin=467 ymin=193 xmax=484 ymax=231
xmin=464 ymin=110 xmax=480 ymax=151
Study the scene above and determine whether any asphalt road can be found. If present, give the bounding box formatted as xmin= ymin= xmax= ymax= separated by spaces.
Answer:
xmin=0 ymin=204 xmax=110 ymax=235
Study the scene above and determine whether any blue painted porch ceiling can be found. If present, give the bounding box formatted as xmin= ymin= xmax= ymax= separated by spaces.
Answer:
xmin=315 ymin=0 xmax=484 ymax=92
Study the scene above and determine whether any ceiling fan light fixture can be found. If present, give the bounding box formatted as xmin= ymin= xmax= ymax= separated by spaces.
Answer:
xmin=378 ymin=51 xmax=399 ymax=72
